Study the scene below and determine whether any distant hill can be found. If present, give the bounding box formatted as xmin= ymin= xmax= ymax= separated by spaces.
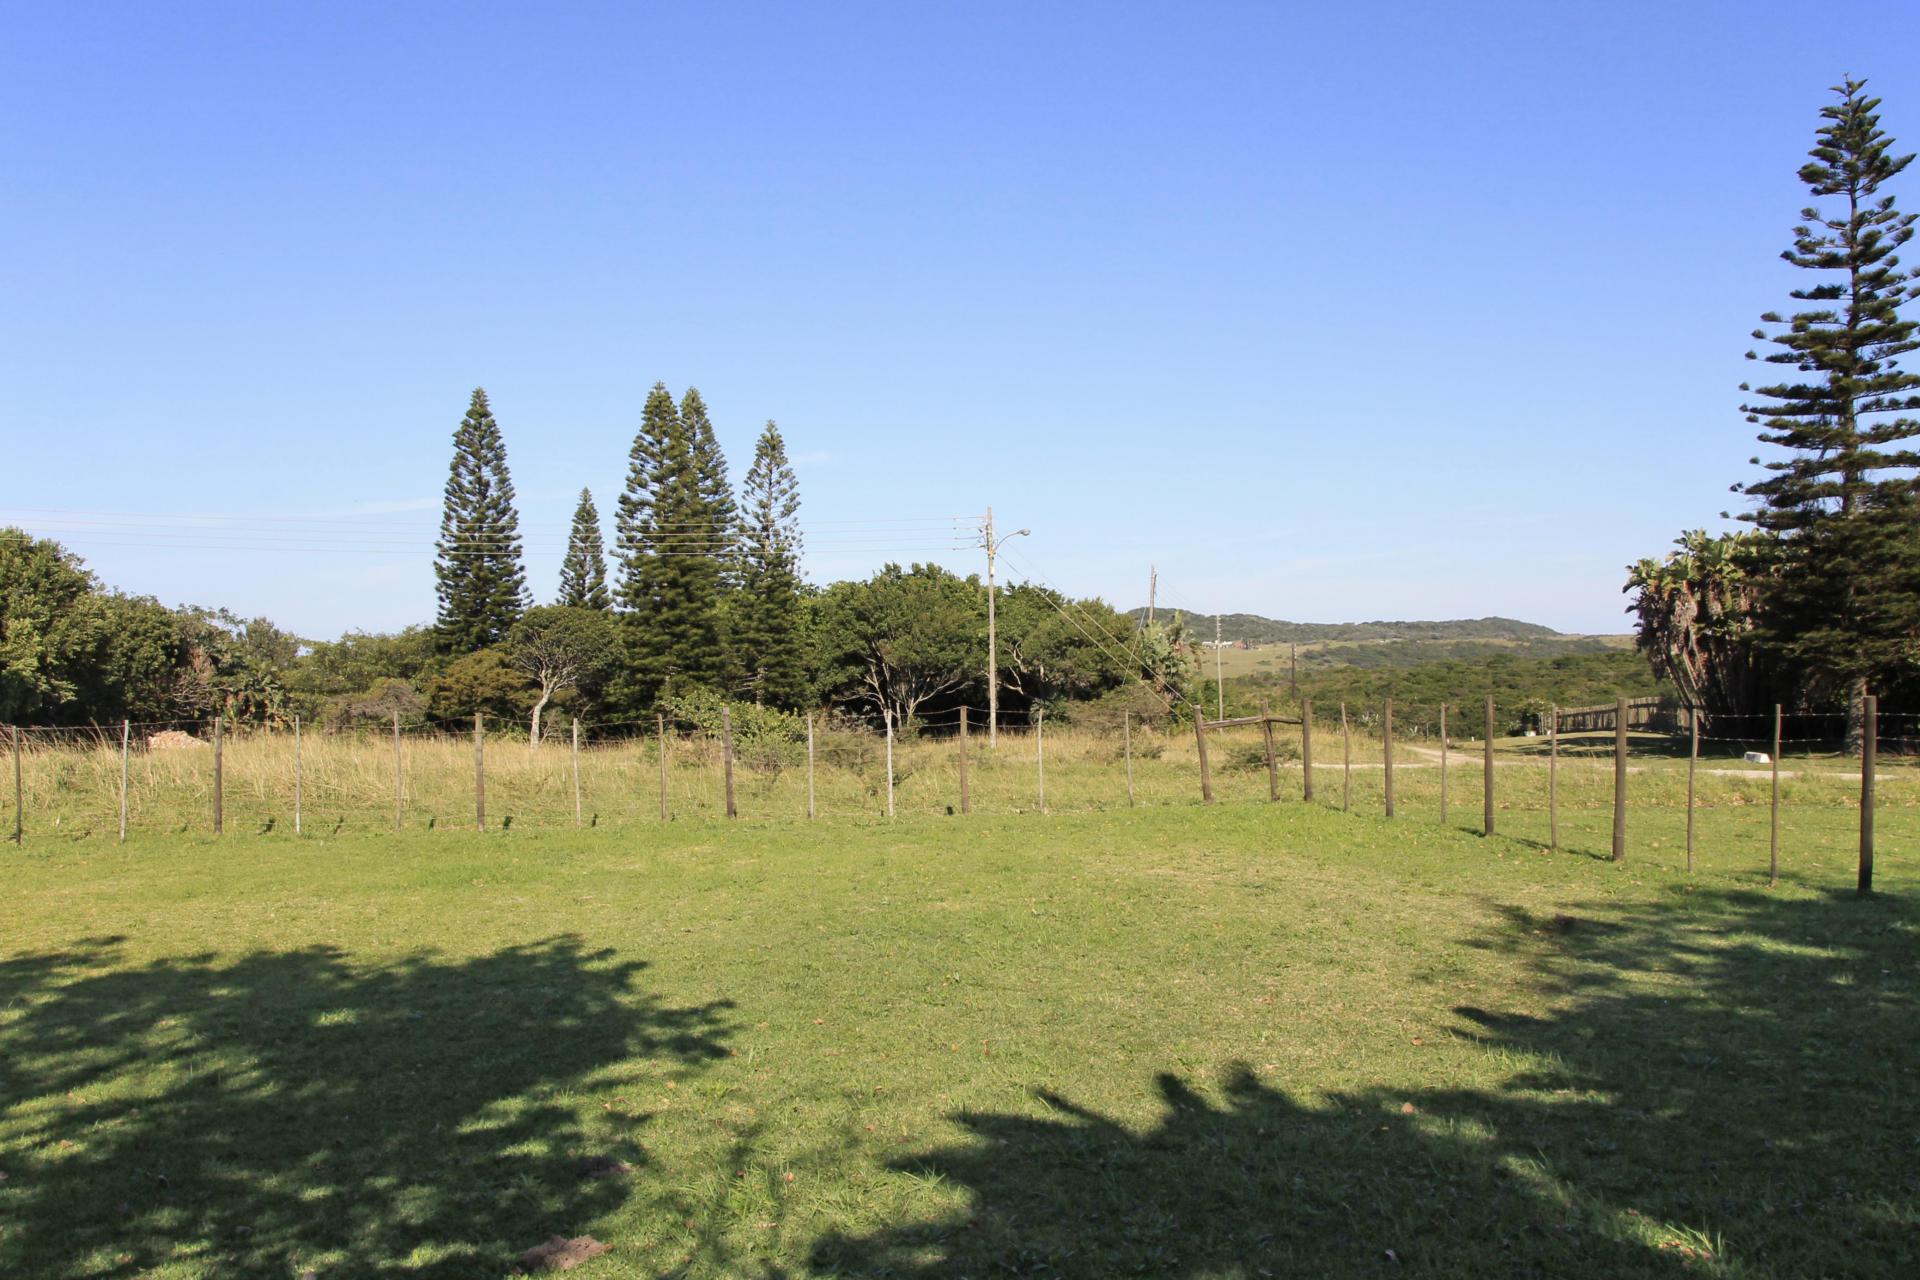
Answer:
xmin=1123 ymin=611 xmax=1566 ymax=646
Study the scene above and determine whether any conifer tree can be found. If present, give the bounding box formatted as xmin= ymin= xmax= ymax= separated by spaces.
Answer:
xmin=1738 ymin=78 xmax=1920 ymax=728
xmin=737 ymin=420 xmax=809 ymax=706
xmin=557 ymin=488 xmax=611 ymax=610
xmin=613 ymin=383 xmax=735 ymax=700
xmin=680 ymin=387 xmax=740 ymax=588
xmin=613 ymin=383 xmax=679 ymax=616
xmin=434 ymin=388 xmax=529 ymax=654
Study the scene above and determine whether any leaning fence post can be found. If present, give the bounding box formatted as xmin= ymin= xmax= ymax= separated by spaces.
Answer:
xmin=1611 ymin=696 xmax=1627 ymax=862
xmin=473 ymin=712 xmax=486 ymax=832
xmin=1383 ymin=698 xmax=1395 ymax=818
xmin=392 ymin=709 xmax=404 ymax=831
xmin=1261 ymin=699 xmax=1279 ymax=802
xmin=884 ymin=708 xmax=896 ymax=819
xmin=293 ymin=714 xmax=302 ymax=836
xmin=1036 ymin=707 xmax=1047 ymax=812
xmin=10 ymin=725 xmax=21 ymax=846
xmin=1301 ymin=698 xmax=1314 ymax=802
xmin=1194 ymin=710 xmax=1215 ymax=805
xmin=1122 ymin=711 xmax=1135 ymax=808
xmin=571 ymin=717 xmax=582 ymax=828
xmin=212 ymin=717 xmax=224 ymax=836
xmin=119 ymin=719 xmax=131 ymax=843
xmin=1549 ymin=703 xmax=1559 ymax=851
xmin=657 ymin=714 xmax=669 ymax=821
xmin=1860 ymin=693 xmax=1877 ymax=897
xmin=1484 ymin=696 xmax=1496 ymax=838
xmin=722 ymin=705 xmax=738 ymax=819
xmin=807 ymin=713 xmax=818 ymax=820
xmin=1685 ymin=705 xmax=1696 ymax=872
xmin=1768 ymin=702 xmax=1781 ymax=886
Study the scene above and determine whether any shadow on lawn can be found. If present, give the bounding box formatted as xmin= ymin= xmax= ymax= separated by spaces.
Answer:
xmin=0 ymin=935 xmax=733 ymax=1278
xmin=814 ymin=886 xmax=1918 ymax=1277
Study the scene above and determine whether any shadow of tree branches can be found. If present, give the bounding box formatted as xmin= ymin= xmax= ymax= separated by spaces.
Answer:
xmin=0 ymin=935 xmax=733 ymax=1278
xmin=814 ymin=886 xmax=1918 ymax=1277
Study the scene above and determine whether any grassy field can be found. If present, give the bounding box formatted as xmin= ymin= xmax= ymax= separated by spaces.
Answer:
xmin=3 ymin=798 xmax=1915 ymax=1277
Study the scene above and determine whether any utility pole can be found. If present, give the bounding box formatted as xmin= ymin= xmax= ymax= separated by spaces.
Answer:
xmin=1214 ymin=615 xmax=1224 ymax=723
xmin=1147 ymin=566 xmax=1157 ymax=627
xmin=1289 ymin=643 xmax=1298 ymax=699
xmin=983 ymin=507 xmax=1029 ymax=749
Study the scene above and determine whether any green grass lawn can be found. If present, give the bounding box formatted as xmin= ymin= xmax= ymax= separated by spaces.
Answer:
xmin=3 ymin=802 xmax=1914 ymax=1277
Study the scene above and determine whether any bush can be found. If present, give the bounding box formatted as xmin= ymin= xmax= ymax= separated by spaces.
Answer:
xmin=663 ymin=688 xmax=805 ymax=770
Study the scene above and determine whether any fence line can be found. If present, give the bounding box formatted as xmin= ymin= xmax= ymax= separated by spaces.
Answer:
xmin=0 ymin=698 xmax=1903 ymax=895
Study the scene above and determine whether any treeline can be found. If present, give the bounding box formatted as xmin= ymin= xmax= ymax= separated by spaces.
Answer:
xmin=2 ymin=383 xmax=1197 ymax=735
xmin=1626 ymin=78 xmax=1920 ymax=739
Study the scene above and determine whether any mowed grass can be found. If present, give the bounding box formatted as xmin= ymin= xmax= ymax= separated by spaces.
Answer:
xmin=3 ymin=801 xmax=1916 ymax=1277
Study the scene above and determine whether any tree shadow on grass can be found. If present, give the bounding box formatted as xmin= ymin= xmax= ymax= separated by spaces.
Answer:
xmin=813 ymin=886 xmax=1918 ymax=1277
xmin=0 ymin=935 xmax=733 ymax=1278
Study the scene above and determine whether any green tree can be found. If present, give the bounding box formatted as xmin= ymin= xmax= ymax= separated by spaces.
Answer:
xmin=434 ymin=388 xmax=529 ymax=654
xmin=0 ymin=530 xmax=106 ymax=722
xmin=1738 ymin=78 xmax=1920 ymax=731
xmin=425 ymin=648 xmax=533 ymax=723
xmin=737 ymin=420 xmax=809 ymax=707
xmin=681 ymin=388 xmax=740 ymax=588
xmin=811 ymin=563 xmax=984 ymax=729
xmin=614 ymin=383 xmax=732 ymax=702
xmin=1625 ymin=531 xmax=1771 ymax=718
xmin=557 ymin=488 xmax=611 ymax=610
xmin=506 ymin=605 xmax=620 ymax=745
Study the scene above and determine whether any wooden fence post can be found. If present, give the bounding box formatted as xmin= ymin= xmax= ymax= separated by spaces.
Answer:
xmin=1549 ymin=703 xmax=1559 ymax=851
xmin=1122 ymin=711 xmax=1134 ymax=808
xmin=1611 ymin=696 xmax=1627 ymax=862
xmin=119 ymin=719 xmax=130 ymax=843
xmin=1685 ymin=706 xmax=1697 ymax=872
xmin=1340 ymin=701 xmax=1351 ymax=812
xmin=212 ymin=717 xmax=224 ymax=836
xmin=1301 ymin=699 xmax=1314 ymax=802
xmin=1484 ymin=696 xmax=1495 ymax=838
xmin=473 ymin=712 xmax=485 ymax=832
xmin=1194 ymin=712 xmax=1214 ymax=806
xmin=1439 ymin=703 xmax=1449 ymax=826
xmin=1382 ymin=698 xmax=1395 ymax=818
xmin=1036 ymin=707 xmax=1047 ymax=812
xmin=1261 ymin=700 xmax=1279 ymax=802
xmin=293 ymin=714 xmax=302 ymax=836
xmin=657 ymin=714 xmax=669 ymax=821
xmin=1860 ymin=694 xmax=1876 ymax=897
xmin=10 ymin=725 xmax=21 ymax=845
xmin=957 ymin=707 xmax=970 ymax=815
xmin=884 ymin=709 xmax=895 ymax=819
xmin=1768 ymin=702 xmax=1781 ymax=885
xmin=392 ymin=709 xmax=404 ymax=831
xmin=807 ymin=713 xmax=818 ymax=820
xmin=722 ymin=705 xmax=737 ymax=819
xmin=571 ymin=718 xmax=582 ymax=828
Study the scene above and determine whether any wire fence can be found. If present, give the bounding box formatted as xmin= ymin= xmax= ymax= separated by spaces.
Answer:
xmin=1 ymin=698 xmax=1908 ymax=894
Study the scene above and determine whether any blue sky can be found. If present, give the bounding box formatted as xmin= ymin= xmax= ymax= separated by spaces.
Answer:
xmin=4 ymin=1 xmax=1916 ymax=637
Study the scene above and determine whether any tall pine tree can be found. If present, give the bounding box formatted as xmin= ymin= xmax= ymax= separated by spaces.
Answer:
xmin=680 ymin=387 xmax=740 ymax=589
xmin=1738 ymin=77 xmax=1920 ymax=728
xmin=434 ymin=388 xmax=529 ymax=654
xmin=613 ymin=383 xmax=735 ymax=701
xmin=737 ymin=420 xmax=809 ymax=706
xmin=557 ymin=488 xmax=611 ymax=609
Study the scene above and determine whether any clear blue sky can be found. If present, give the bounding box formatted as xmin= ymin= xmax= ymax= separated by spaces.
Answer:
xmin=4 ymin=1 xmax=1916 ymax=638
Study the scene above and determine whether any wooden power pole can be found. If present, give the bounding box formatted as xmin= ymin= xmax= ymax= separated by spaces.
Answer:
xmin=983 ymin=507 xmax=1028 ymax=749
